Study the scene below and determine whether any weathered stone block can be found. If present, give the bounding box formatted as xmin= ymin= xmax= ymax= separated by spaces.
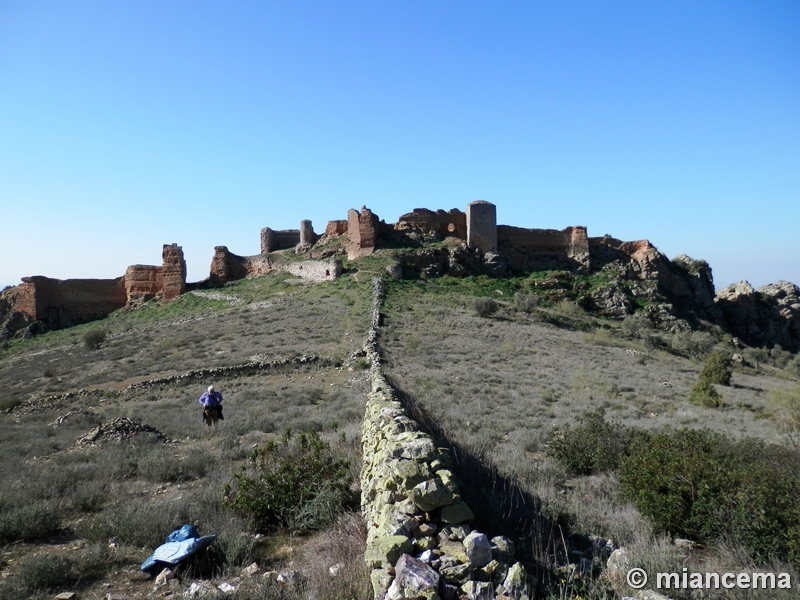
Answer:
xmin=464 ymin=531 xmax=493 ymax=568
xmin=410 ymin=478 xmax=454 ymax=511
xmin=440 ymin=501 xmax=474 ymax=524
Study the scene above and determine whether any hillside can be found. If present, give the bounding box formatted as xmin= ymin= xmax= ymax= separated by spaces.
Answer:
xmin=2 ymin=213 xmax=800 ymax=599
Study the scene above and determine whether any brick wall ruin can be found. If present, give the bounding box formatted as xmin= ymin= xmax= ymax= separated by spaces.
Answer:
xmin=124 ymin=265 xmax=163 ymax=306
xmin=261 ymin=227 xmax=301 ymax=253
xmin=161 ymin=244 xmax=187 ymax=302
xmin=14 ymin=276 xmax=127 ymax=323
xmin=325 ymin=220 xmax=348 ymax=237
xmin=347 ymin=206 xmax=380 ymax=259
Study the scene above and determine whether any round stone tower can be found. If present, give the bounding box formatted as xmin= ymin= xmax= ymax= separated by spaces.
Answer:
xmin=466 ymin=200 xmax=497 ymax=254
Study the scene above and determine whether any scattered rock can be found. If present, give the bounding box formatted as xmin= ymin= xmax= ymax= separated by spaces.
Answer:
xmin=387 ymin=554 xmax=440 ymax=600
xmin=73 ymin=418 xmax=164 ymax=447
xmin=217 ymin=582 xmax=236 ymax=594
xmin=154 ymin=568 xmax=173 ymax=588
xmin=239 ymin=562 xmax=259 ymax=577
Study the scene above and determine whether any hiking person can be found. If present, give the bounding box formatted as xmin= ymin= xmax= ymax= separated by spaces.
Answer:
xmin=199 ymin=385 xmax=224 ymax=427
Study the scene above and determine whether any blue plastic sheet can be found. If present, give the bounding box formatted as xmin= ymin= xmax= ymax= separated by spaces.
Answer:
xmin=141 ymin=525 xmax=216 ymax=573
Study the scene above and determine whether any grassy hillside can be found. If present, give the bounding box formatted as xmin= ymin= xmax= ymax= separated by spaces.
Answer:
xmin=380 ymin=276 xmax=800 ymax=599
xmin=2 ymin=264 xmax=800 ymax=599
xmin=0 ymin=273 xmax=373 ymax=600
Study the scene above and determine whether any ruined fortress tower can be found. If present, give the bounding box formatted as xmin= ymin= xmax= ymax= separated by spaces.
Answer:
xmin=466 ymin=200 xmax=497 ymax=254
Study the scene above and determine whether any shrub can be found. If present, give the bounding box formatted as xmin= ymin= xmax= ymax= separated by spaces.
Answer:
xmin=698 ymin=351 xmax=732 ymax=386
xmin=688 ymin=377 xmax=723 ymax=408
xmin=83 ymin=329 xmax=107 ymax=351
xmin=0 ymin=500 xmax=62 ymax=543
xmin=620 ymin=429 xmax=800 ymax=565
xmin=472 ymin=297 xmax=498 ymax=318
xmin=513 ymin=292 xmax=539 ymax=314
xmin=223 ymin=430 xmax=352 ymax=533
xmin=547 ymin=409 xmax=639 ymax=475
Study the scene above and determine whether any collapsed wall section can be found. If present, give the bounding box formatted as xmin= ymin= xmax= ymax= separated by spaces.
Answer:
xmin=360 ymin=277 xmax=530 ymax=600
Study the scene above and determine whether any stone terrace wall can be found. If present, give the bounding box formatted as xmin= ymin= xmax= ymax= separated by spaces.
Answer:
xmin=361 ymin=277 xmax=530 ymax=600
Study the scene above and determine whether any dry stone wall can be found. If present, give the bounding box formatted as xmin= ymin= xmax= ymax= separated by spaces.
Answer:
xmin=361 ymin=277 xmax=531 ymax=600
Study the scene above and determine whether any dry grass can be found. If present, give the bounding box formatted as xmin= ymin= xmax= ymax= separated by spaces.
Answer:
xmin=380 ymin=276 xmax=800 ymax=599
xmin=0 ymin=272 xmax=372 ymax=599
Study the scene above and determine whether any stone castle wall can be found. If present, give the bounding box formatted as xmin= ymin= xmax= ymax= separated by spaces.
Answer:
xmin=261 ymin=227 xmax=301 ymax=253
xmin=16 ymin=276 xmax=128 ymax=322
xmin=498 ymin=225 xmax=590 ymax=271
xmin=208 ymin=246 xmax=342 ymax=284
xmin=395 ymin=208 xmax=467 ymax=240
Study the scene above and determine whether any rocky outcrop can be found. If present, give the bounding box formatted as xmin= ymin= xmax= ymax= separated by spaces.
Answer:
xmin=716 ymin=280 xmax=800 ymax=351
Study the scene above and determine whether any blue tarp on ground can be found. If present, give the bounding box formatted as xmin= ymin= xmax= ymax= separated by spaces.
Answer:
xmin=141 ymin=525 xmax=216 ymax=573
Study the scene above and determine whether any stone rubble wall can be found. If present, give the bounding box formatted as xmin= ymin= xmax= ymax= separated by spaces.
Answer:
xmin=360 ymin=277 xmax=530 ymax=600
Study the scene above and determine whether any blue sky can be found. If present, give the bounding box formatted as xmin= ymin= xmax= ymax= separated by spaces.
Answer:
xmin=2 ymin=1 xmax=798 ymax=290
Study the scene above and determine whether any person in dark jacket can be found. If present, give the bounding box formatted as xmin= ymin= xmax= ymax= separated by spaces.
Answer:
xmin=198 ymin=385 xmax=224 ymax=426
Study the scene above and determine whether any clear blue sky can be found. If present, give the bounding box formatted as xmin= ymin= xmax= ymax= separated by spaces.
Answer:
xmin=2 ymin=1 xmax=798 ymax=290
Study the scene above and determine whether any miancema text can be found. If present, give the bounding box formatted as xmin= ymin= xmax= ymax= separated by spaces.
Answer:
xmin=657 ymin=570 xmax=792 ymax=590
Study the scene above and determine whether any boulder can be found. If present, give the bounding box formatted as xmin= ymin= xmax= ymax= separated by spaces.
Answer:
xmin=464 ymin=531 xmax=493 ymax=568
xmin=490 ymin=536 xmax=515 ymax=563
xmin=502 ymin=562 xmax=527 ymax=600
xmin=440 ymin=500 xmax=474 ymax=524
xmin=386 ymin=554 xmax=440 ymax=600
xmin=461 ymin=581 xmax=494 ymax=600
xmin=366 ymin=535 xmax=412 ymax=567
xmin=410 ymin=479 xmax=454 ymax=511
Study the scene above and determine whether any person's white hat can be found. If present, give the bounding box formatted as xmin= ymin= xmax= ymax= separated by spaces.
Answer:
xmin=208 ymin=385 xmax=215 ymax=393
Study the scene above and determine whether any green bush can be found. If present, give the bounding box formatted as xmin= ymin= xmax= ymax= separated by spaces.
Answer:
xmin=223 ymin=430 xmax=351 ymax=533
xmin=688 ymin=377 xmax=723 ymax=408
xmin=83 ymin=329 xmax=107 ymax=351
xmin=698 ymin=351 xmax=732 ymax=386
xmin=547 ymin=409 xmax=639 ymax=475
xmin=620 ymin=429 xmax=800 ymax=565
xmin=472 ymin=297 xmax=498 ymax=318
